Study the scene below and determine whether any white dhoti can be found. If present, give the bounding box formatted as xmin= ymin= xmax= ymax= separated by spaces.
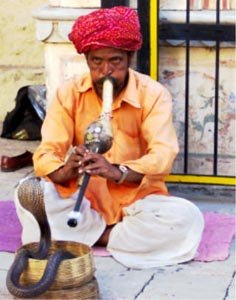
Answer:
xmin=15 ymin=178 xmax=204 ymax=269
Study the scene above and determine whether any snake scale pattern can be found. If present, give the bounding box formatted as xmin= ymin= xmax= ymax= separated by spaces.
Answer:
xmin=6 ymin=177 xmax=75 ymax=298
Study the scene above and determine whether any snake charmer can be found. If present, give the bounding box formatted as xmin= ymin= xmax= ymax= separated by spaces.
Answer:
xmin=15 ymin=6 xmax=204 ymax=269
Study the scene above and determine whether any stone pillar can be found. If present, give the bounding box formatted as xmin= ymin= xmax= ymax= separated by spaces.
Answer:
xmin=32 ymin=1 xmax=100 ymax=105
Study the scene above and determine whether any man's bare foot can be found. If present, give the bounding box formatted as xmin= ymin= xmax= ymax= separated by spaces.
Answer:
xmin=95 ymin=225 xmax=114 ymax=246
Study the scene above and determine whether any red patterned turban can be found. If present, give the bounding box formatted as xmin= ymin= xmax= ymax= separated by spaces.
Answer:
xmin=68 ymin=6 xmax=143 ymax=53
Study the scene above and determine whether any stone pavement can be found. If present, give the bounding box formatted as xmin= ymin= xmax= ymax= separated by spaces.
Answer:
xmin=0 ymin=134 xmax=235 ymax=300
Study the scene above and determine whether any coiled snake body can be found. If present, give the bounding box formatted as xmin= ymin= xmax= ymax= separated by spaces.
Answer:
xmin=6 ymin=177 xmax=75 ymax=298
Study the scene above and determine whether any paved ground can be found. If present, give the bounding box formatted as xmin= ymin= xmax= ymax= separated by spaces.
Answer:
xmin=0 ymin=131 xmax=235 ymax=300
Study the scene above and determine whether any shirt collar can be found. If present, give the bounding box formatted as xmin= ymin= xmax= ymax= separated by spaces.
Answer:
xmin=120 ymin=69 xmax=141 ymax=108
xmin=76 ymin=74 xmax=93 ymax=93
xmin=75 ymin=69 xmax=141 ymax=109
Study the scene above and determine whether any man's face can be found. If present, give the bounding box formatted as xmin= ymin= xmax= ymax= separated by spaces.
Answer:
xmin=86 ymin=47 xmax=131 ymax=98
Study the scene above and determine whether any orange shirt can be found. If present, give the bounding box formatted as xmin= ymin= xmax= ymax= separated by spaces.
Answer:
xmin=33 ymin=69 xmax=179 ymax=224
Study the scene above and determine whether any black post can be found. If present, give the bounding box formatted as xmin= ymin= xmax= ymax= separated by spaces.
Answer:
xmin=213 ymin=0 xmax=221 ymax=175
xmin=101 ymin=0 xmax=129 ymax=8
xmin=137 ymin=0 xmax=150 ymax=75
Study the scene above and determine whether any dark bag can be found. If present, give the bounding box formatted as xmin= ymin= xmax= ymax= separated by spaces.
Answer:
xmin=1 ymin=85 xmax=46 ymax=140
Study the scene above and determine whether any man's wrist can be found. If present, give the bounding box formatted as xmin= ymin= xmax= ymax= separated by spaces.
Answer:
xmin=113 ymin=164 xmax=129 ymax=184
xmin=48 ymin=165 xmax=75 ymax=184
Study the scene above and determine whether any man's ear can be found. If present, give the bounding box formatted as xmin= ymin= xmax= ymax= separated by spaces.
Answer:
xmin=128 ymin=51 xmax=135 ymax=65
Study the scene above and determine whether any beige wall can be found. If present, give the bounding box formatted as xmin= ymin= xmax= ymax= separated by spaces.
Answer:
xmin=0 ymin=0 xmax=46 ymax=121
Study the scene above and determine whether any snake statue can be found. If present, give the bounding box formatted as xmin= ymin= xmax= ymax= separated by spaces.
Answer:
xmin=6 ymin=177 xmax=75 ymax=298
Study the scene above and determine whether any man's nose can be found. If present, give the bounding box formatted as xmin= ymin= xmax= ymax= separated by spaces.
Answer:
xmin=101 ymin=62 xmax=113 ymax=76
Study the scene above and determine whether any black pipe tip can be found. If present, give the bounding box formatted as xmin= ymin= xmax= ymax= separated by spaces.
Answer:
xmin=67 ymin=218 xmax=78 ymax=227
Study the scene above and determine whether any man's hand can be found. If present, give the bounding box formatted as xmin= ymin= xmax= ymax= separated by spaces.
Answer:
xmin=78 ymin=151 xmax=121 ymax=182
xmin=78 ymin=151 xmax=144 ymax=183
xmin=47 ymin=145 xmax=89 ymax=184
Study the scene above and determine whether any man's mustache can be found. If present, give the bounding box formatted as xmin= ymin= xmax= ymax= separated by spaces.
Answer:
xmin=95 ymin=76 xmax=118 ymax=88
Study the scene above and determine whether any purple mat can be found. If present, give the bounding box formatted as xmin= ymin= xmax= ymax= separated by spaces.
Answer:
xmin=0 ymin=201 xmax=235 ymax=262
xmin=194 ymin=211 xmax=235 ymax=261
xmin=0 ymin=201 xmax=22 ymax=252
